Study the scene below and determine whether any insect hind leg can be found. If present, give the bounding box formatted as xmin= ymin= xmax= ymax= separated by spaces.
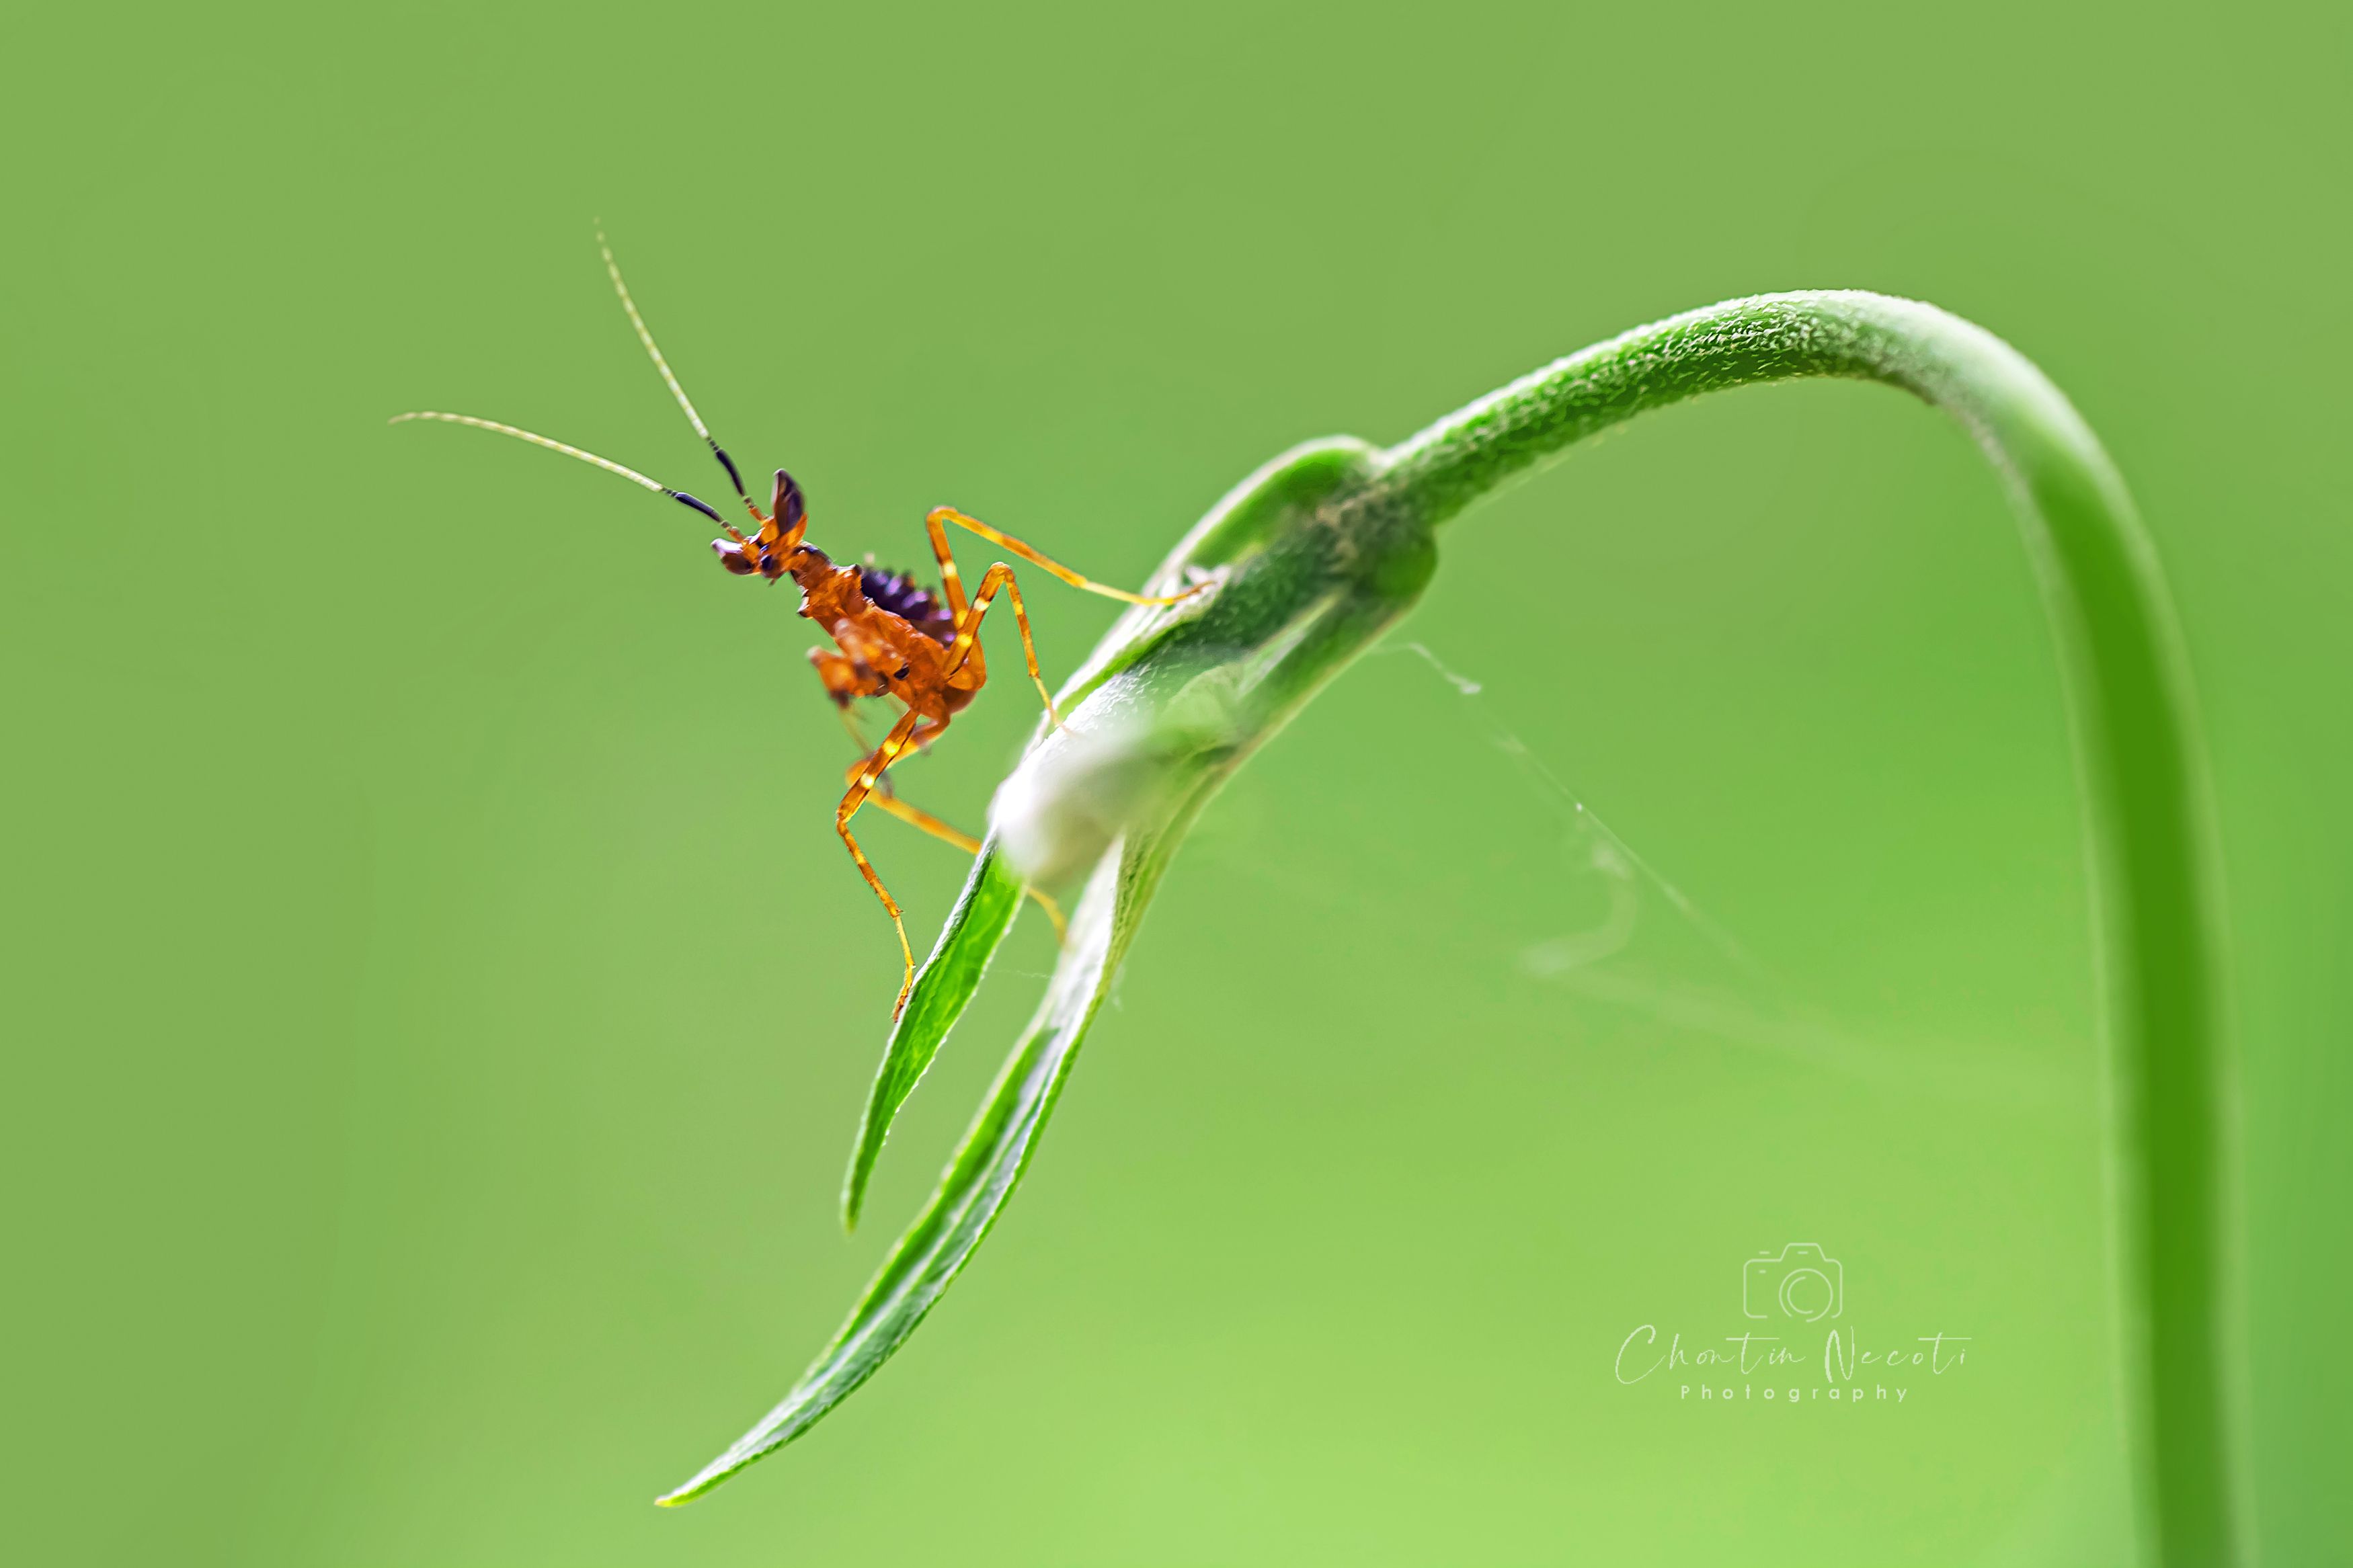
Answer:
xmin=928 ymin=506 xmax=1203 ymax=608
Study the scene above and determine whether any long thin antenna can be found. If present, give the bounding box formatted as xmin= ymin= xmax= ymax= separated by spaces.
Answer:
xmin=596 ymin=226 xmax=755 ymax=518
xmin=389 ymin=411 xmax=727 ymax=524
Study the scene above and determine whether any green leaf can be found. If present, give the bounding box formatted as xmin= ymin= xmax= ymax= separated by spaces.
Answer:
xmin=659 ymin=835 xmax=1138 ymax=1506
xmin=839 ymin=848 xmax=1025 ymax=1232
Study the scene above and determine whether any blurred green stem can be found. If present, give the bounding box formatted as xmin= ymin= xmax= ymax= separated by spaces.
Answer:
xmin=1371 ymin=292 xmax=2243 ymax=1567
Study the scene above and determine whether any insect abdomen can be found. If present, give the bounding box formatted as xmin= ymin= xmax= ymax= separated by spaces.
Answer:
xmin=855 ymin=566 xmax=955 ymax=644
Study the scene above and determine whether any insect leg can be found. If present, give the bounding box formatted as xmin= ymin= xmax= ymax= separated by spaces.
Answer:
xmin=941 ymin=563 xmax=1059 ymax=728
xmin=810 ymin=649 xmax=892 ymax=768
xmin=928 ymin=507 xmax=1204 ymax=608
xmin=842 ymin=756 xmax=1069 ymax=943
xmin=920 ymin=509 xmax=973 ymax=622
xmin=837 ymin=704 xmax=875 ymax=762
xmin=838 ymin=706 xmax=929 ymax=1020
xmin=810 ymin=647 xmax=885 ymax=708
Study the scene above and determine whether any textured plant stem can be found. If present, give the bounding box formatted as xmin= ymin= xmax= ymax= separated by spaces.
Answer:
xmin=1370 ymin=291 xmax=2244 ymax=1568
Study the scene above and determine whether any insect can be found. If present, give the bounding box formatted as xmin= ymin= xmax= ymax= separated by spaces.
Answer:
xmin=395 ymin=236 xmax=1204 ymax=1018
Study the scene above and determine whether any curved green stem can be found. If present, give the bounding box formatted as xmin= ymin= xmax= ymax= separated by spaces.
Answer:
xmin=1373 ymin=291 xmax=2244 ymax=1568
xmin=670 ymin=292 xmax=2243 ymax=1563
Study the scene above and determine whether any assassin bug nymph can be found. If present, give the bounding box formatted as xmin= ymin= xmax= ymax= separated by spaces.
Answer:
xmin=395 ymin=235 xmax=1205 ymax=1019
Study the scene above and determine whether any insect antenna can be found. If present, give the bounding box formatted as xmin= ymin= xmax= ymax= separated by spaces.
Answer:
xmin=597 ymin=226 xmax=760 ymax=522
xmin=387 ymin=411 xmax=728 ymax=524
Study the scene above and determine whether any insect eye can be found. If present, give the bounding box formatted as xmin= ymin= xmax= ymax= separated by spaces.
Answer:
xmin=713 ymin=539 xmax=757 ymax=575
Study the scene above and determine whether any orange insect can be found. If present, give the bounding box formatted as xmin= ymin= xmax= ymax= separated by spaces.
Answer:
xmin=395 ymin=236 xmax=1201 ymax=1018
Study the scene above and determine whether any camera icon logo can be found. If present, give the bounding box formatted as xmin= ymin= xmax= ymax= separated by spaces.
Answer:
xmin=1742 ymin=1242 xmax=1843 ymax=1323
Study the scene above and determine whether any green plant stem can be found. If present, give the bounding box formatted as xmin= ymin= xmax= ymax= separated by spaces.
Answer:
xmin=670 ymin=293 xmax=2244 ymax=1567
xmin=1373 ymin=291 xmax=2243 ymax=1568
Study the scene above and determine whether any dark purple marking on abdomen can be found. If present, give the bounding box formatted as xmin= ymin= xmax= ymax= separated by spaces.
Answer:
xmin=856 ymin=565 xmax=956 ymax=644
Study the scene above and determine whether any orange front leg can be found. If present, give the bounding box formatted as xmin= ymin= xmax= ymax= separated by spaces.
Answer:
xmin=836 ymin=707 xmax=930 ymax=1020
xmin=939 ymin=562 xmax=1058 ymax=728
xmin=843 ymin=755 xmax=1069 ymax=944
xmin=809 ymin=647 xmax=885 ymax=708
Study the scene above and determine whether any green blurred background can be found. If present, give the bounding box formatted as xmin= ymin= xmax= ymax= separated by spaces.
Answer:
xmin=5 ymin=2 xmax=2346 ymax=1562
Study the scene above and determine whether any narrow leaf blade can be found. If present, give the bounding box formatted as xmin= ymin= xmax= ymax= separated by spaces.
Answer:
xmin=840 ymin=848 xmax=1025 ymax=1229
xmin=658 ymin=844 xmax=1126 ymax=1506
